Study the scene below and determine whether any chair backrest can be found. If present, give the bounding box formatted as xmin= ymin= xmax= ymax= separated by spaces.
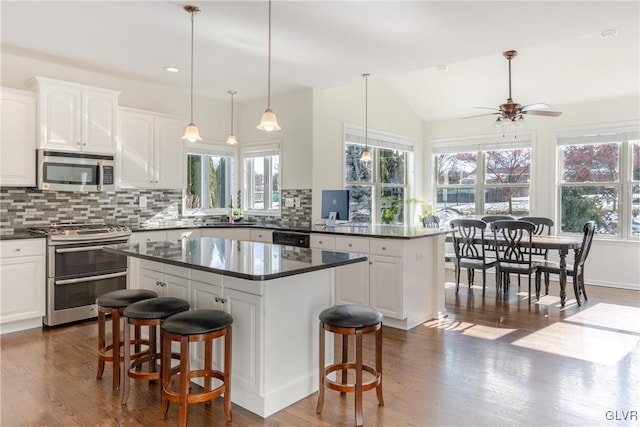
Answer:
xmin=449 ymin=219 xmax=488 ymax=261
xmin=491 ymin=219 xmax=536 ymax=264
xmin=575 ymin=220 xmax=596 ymax=272
xmin=481 ymin=215 xmax=516 ymax=225
xmin=518 ymin=216 xmax=554 ymax=256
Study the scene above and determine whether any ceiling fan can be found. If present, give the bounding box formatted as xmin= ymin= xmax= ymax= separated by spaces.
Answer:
xmin=465 ymin=50 xmax=562 ymax=124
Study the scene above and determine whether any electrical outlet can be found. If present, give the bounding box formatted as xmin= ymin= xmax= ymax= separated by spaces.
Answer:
xmin=284 ymin=197 xmax=294 ymax=207
xmin=139 ymin=195 xmax=147 ymax=208
xmin=294 ymin=197 xmax=301 ymax=208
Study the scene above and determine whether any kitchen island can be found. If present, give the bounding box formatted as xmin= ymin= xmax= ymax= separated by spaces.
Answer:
xmin=105 ymin=237 xmax=367 ymax=418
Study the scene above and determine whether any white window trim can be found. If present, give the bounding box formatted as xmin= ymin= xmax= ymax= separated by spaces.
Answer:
xmin=241 ymin=140 xmax=281 ymax=217
xmin=183 ymin=140 xmax=237 ymax=217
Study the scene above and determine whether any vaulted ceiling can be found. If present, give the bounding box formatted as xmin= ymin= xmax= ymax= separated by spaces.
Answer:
xmin=2 ymin=1 xmax=638 ymax=122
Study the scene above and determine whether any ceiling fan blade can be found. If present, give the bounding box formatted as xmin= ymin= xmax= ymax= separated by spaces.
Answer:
xmin=474 ymin=106 xmax=501 ymax=111
xmin=462 ymin=112 xmax=501 ymax=119
xmin=523 ymin=110 xmax=562 ymax=117
xmin=521 ymin=103 xmax=551 ymax=111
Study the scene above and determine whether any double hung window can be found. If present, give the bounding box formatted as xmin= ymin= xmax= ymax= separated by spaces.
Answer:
xmin=557 ymin=125 xmax=639 ymax=237
xmin=433 ymin=135 xmax=532 ymax=217
xmin=185 ymin=142 xmax=235 ymax=214
xmin=344 ymin=125 xmax=413 ymax=225
xmin=242 ymin=143 xmax=280 ymax=213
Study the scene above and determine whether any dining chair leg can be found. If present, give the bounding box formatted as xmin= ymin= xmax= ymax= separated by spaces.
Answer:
xmin=455 ymin=264 xmax=461 ymax=294
xmin=580 ymin=272 xmax=588 ymax=301
xmin=481 ymin=270 xmax=487 ymax=297
xmin=572 ymin=274 xmax=582 ymax=307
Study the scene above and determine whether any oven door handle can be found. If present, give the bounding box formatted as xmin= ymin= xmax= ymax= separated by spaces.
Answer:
xmin=55 ymin=245 xmax=114 ymax=253
xmin=55 ymin=271 xmax=128 ymax=285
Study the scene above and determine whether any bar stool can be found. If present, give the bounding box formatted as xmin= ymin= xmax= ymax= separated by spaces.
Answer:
xmin=121 ymin=296 xmax=191 ymax=405
xmin=316 ymin=304 xmax=384 ymax=427
xmin=161 ymin=309 xmax=233 ymax=427
xmin=96 ymin=289 xmax=158 ymax=390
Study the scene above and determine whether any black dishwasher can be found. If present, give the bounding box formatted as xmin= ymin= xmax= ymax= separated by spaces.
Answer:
xmin=272 ymin=231 xmax=310 ymax=248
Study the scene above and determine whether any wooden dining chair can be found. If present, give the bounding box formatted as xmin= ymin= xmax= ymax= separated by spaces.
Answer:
xmin=535 ymin=221 xmax=596 ymax=306
xmin=449 ymin=219 xmax=497 ymax=297
xmin=518 ymin=216 xmax=554 ymax=288
xmin=490 ymin=220 xmax=541 ymax=303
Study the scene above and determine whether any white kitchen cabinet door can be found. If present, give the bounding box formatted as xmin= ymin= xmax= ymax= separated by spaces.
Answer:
xmin=223 ymin=287 xmax=262 ymax=396
xmin=0 ymin=88 xmax=36 ymax=186
xmin=335 ymin=261 xmax=370 ymax=306
xmin=0 ymin=240 xmax=46 ymax=333
xmin=189 ymin=279 xmax=225 ymax=370
xmin=34 ymin=77 xmax=118 ymax=153
xmin=162 ymin=273 xmax=189 ymax=300
xmin=369 ymin=254 xmax=403 ymax=319
xmin=201 ymin=228 xmax=251 ymax=241
xmin=117 ymin=110 xmax=155 ymax=188
xmin=138 ymin=263 xmax=164 ymax=294
xmin=154 ymin=116 xmax=185 ymax=189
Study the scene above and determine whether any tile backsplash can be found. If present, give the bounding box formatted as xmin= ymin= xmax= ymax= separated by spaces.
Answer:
xmin=0 ymin=187 xmax=183 ymax=231
xmin=0 ymin=187 xmax=313 ymax=232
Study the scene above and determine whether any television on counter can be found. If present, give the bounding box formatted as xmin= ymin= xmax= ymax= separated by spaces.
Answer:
xmin=321 ymin=189 xmax=350 ymax=223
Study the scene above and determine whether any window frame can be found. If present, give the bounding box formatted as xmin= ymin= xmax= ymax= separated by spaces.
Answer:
xmin=241 ymin=141 xmax=281 ymax=216
xmin=555 ymin=122 xmax=640 ymax=239
xmin=343 ymin=124 xmax=414 ymax=225
xmin=432 ymin=132 xmax=535 ymax=218
xmin=183 ymin=141 xmax=236 ymax=217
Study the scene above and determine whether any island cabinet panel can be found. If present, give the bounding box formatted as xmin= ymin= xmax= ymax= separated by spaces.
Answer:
xmin=369 ymin=254 xmax=403 ymax=318
xmin=250 ymin=229 xmax=273 ymax=243
xmin=0 ymin=239 xmax=46 ymax=334
xmin=200 ymin=228 xmax=252 ymax=241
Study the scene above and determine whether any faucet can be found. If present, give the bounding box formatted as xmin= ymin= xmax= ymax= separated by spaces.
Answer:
xmin=229 ymin=202 xmax=235 ymax=224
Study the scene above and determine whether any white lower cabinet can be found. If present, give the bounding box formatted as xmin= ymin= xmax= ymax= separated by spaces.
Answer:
xmin=201 ymin=228 xmax=251 ymax=241
xmin=312 ymin=232 xmax=442 ymax=330
xmin=0 ymin=239 xmax=46 ymax=334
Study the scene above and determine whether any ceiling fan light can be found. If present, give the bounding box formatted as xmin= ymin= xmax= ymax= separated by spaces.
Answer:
xmin=257 ymin=108 xmax=281 ymax=131
xmin=182 ymin=123 xmax=202 ymax=142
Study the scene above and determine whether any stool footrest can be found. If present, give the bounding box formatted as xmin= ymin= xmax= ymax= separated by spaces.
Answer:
xmin=324 ymin=362 xmax=381 ymax=393
xmin=163 ymin=370 xmax=226 ymax=405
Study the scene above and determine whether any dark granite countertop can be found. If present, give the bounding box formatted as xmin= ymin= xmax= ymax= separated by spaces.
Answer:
xmin=0 ymin=228 xmax=44 ymax=241
xmin=104 ymin=237 xmax=367 ymax=281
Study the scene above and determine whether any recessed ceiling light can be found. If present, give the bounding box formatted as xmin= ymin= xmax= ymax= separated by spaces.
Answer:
xmin=600 ymin=29 xmax=618 ymax=39
xmin=164 ymin=66 xmax=179 ymax=73
xmin=437 ymin=64 xmax=449 ymax=72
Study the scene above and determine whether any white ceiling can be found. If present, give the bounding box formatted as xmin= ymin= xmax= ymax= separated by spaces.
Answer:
xmin=2 ymin=1 xmax=639 ymax=122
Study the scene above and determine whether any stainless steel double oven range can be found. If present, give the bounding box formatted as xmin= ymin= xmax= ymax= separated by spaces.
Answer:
xmin=31 ymin=223 xmax=131 ymax=326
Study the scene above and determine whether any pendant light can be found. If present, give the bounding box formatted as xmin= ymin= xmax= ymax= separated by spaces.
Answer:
xmin=257 ymin=0 xmax=281 ymax=132
xmin=181 ymin=5 xmax=202 ymax=142
xmin=360 ymin=73 xmax=372 ymax=162
xmin=226 ymin=90 xmax=238 ymax=145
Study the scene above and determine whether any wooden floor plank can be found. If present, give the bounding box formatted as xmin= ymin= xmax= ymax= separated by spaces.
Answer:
xmin=1 ymin=273 xmax=639 ymax=426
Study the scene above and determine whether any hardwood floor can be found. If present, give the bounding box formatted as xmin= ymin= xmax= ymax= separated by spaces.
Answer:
xmin=2 ymin=274 xmax=639 ymax=426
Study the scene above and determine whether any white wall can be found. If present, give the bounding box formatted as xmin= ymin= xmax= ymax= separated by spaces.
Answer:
xmin=311 ymin=78 xmax=425 ymax=221
xmin=423 ymin=96 xmax=640 ymax=290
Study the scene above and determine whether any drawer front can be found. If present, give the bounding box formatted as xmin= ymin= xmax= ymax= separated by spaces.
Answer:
xmin=250 ymin=229 xmax=273 ymax=243
xmin=191 ymin=269 xmax=224 ymax=287
xmin=310 ymin=234 xmax=335 ymax=250
xmin=369 ymin=239 xmax=403 ymax=257
xmin=0 ymin=239 xmax=45 ymax=258
xmin=335 ymin=236 xmax=369 ymax=253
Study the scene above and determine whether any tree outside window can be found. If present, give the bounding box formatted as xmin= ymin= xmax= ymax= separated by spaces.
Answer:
xmin=186 ymin=152 xmax=233 ymax=213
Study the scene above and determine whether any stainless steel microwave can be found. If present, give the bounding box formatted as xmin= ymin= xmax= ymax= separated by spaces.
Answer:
xmin=37 ymin=149 xmax=116 ymax=192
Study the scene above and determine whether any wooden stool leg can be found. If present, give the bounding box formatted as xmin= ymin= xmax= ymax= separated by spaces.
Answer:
xmin=121 ymin=318 xmax=131 ymax=405
xmin=341 ymin=331 xmax=348 ymax=393
xmin=178 ymin=336 xmax=190 ymax=427
xmin=316 ymin=323 xmax=325 ymax=414
xmin=97 ymin=310 xmax=106 ymax=379
xmin=149 ymin=325 xmax=157 ymax=376
xmin=204 ymin=334 xmax=212 ymax=403
xmin=112 ymin=309 xmax=121 ymax=391
xmin=376 ymin=326 xmax=384 ymax=406
xmin=223 ymin=327 xmax=232 ymax=422
xmin=160 ymin=332 xmax=171 ymax=419
xmin=355 ymin=330 xmax=363 ymax=427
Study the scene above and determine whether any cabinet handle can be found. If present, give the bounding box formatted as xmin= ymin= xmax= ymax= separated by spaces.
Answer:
xmin=215 ymin=297 xmax=220 ymax=302
xmin=382 ymin=247 xmax=387 ymax=250
xmin=82 ymin=143 xmax=87 ymax=146
xmin=319 ymin=240 xmax=323 ymax=244
xmin=348 ymin=243 xmax=352 ymax=247
xmin=15 ymin=248 xmax=21 ymax=252
xmin=220 ymin=298 xmax=227 ymax=304
xmin=369 ymin=261 xmax=373 ymax=265
xmin=77 ymin=142 xmax=81 ymax=145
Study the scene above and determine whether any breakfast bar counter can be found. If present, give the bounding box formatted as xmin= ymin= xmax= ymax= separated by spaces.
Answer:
xmin=105 ymin=237 xmax=366 ymax=418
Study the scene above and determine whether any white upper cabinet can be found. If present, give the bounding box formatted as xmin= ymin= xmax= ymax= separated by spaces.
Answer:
xmin=30 ymin=76 xmax=119 ymax=154
xmin=118 ymin=107 xmax=186 ymax=190
xmin=0 ymin=88 xmax=36 ymax=186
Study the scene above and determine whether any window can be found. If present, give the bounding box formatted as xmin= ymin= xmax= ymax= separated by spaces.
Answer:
xmin=185 ymin=143 xmax=235 ymax=215
xmin=344 ymin=125 xmax=413 ymax=225
xmin=242 ymin=143 xmax=280 ymax=213
xmin=557 ymin=125 xmax=639 ymax=238
xmin=433 ymin=136 xmax=532 ymax=217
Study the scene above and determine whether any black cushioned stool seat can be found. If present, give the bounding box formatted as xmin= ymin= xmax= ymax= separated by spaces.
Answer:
xmin=96 ymin=289 xmax=158 ymax=390
xmin=316 ymin=304 xmax=384 ymax=427
xmin=121 ymin=297 xmax=191 ymax=405
xmin=161 ymin=309 xmax=233 ymax=427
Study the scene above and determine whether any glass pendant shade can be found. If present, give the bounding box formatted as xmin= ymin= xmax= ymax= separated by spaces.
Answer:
xmin=360 ymin=148 xmax=372 ymax=162
xmin=257 ymin=108 xmax=281 ymax=132
xmin=182 ymin=123 xmax=202 ymax=142
xmin=226 ymin=133 xmax=238 ymax=145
